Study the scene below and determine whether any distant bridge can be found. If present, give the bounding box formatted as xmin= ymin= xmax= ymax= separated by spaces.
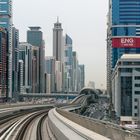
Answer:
xmin=19 ymin=93 xmax=78 ymax=99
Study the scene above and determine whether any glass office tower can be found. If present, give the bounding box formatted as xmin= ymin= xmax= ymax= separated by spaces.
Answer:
xmin=107 ymin=0 xmax=140 ymax=116
xmin=112 ymin=0 xmax=140 ymax=68
xmin=27 ymin=27 xmax=45 ymax=93
xmin=64 ymin=34 xmax=73 ymax=92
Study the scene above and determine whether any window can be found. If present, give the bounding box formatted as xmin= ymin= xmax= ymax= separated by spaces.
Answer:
xmin=135 ymin=98 xmax=138 ymax=102
xmin=135 ymin=106 xmax=138 ymax=109
xmin=135 ymin=113 xmax=138 ymax=117
xmin=135 ymin=68 xmax=140 ymax=72
xmin=120 ymin=68 xmax=132 ymax=73
xmin=135 ymin=84 xmax=140 ymax=87
xmin=135 ymin=76 xmax=140 ymax=80
xmin=121 ymin=77 xmax=132 ymax=116
xmin=135 ymin=91 xmax=140 ymax=95
xmin=123 ymin=62 xmax=132 ymax=65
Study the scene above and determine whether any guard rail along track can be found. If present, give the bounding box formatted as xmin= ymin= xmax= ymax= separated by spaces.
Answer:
xmin=48 ymin=106 xmax=140 ymax=140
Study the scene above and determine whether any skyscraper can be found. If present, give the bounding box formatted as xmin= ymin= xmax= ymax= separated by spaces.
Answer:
xmin=53 ymin=18 xmax=64 ymax=62
xmin=78 ymin=64 xmax=85 ymax=90
xmin=19 ymin=42 xmax=33 ymax=93
xmin=64 ymin=34 xmax=73 ymax=92
xmin=12 ymin=27 xmax=19 ymax=99
xmin=27 ymin=27 xmax=45 ymax=93
xmin=18 ymin=60 xmax=24 ymax=94
xmin=0 ymin=28 xmax=8 ymax=100
xmin=107 ymin=0 xmax=140 ymax=97
xmin=55 ymin=61 xmax=62 ymax=92
xmin=53 ymin=18 xmax=64 ymax=92
xmin=0 ymin=0 xmax=13 ymax=98
xmin=72 ymin=51 xmax=78 ymax=91
xmin=45 ymin=56 xmax=55 ymax=93
xmin=32 ymin=46 xmax=39 ymax=93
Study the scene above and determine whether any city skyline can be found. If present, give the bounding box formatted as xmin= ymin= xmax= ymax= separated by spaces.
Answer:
xmin=1 ymin=0 xmax=140 ymax=138
xmin=13 ymin=0 xmax=108 ymax=89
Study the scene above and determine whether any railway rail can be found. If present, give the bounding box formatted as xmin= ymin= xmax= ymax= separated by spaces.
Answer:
xmin=0 ymin=107 xmax=51 ymax=140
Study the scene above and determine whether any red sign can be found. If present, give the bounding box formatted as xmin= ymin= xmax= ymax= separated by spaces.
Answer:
xmin=112 ymin=38 xmax=140 ymax=48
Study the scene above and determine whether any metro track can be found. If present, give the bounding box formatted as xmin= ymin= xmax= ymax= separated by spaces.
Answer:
xmin=0 ymin=110 xmax=37 ymax=138
xmin=0 ymin=108 xmax=51 ymax=140
xmin=0 ymin=96 xmax=89 ymax=140
xmin=15 ymin=110 xmax=49 ymax=140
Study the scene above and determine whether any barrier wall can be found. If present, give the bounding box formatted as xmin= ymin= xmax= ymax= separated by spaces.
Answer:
xmin=48 ymin=109 xmax=69 ymax=140
xmin=48 ymin=108 xmax=111 ymax=140
xmin=56 ymin=108 xmax=140 ymax=140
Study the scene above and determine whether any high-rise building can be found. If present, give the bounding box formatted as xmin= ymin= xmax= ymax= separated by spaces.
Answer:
xmin=64 ymin=34 xmax=73 ymax=92
xmin=44 ymin=73 xmax=51 ymax=93
xmin=53 ymin=18 xmax=64 ymax=92
xmin=72 ymin=51 xmax=78 ymax=91
xmin=19 ymin=42 xmax=33 ymax=93
xmin=78 ymin=64 xmax=85 ymax=90
xmin=45 ymin=56 xmax=55 ymax=93
xmin=53 ymin=18 xmax=64 ymax=62
xmin=27 ymin=27 xmax=45 ymax=93
xmin=0 ymin=0 xmax=13 ymax=98
xmin=32 ymin=46 xmax=39 ymax=93
xmin=107 ymin=0 xmax=140 ymax=98
xmin=27 ymin=27 xmax=43 ymax=47
xmin=18 ymin=60 xmax=24 ymax=94
xmin=12 ymin=27 xmax=19 ymax=99
xmin=55 ymin=61 xmax=62 ymax=92
xmin=0 ymin=28 xmax=8 ymax=100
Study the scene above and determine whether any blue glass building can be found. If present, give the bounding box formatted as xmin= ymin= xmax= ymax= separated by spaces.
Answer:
xmin=107 ymin=0 xmax=140 ymax=117
xmin=64 ymin=34 xmax=73 ymax=91
xmin=112 ymin=0 xmax=140 ymax=68
xmin=65 ymin=34 xmax=73 ymax=66
xmin=27 ymin=27 xmax=45 ymax=93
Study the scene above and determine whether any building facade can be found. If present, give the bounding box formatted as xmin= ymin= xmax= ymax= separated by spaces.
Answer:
xmin=55 ymin=61 xmax=62 ymax=92
xmin=53 ymin=18 xmax=64 ymax=92
xmin=78 ymin=64 xmax=85 ymax=90
xmin=72 ymin=51 xmax=78 ymax=91
xmin=53 ymin=18 xmax=64 ymax=62
xmin=107 ymin=0 xmax=140 ymax=97
xmin=0 ymin=28 xmax=8 ymax=100
xmin=64 ymin=34 xmax=73 ymax=92
xmin=12 ymin=27 xmax=19 ymax=99
xmin=45 ymin=56 xmax=55 ymax=93
xmin=44 ymin=73 xmax=51 ymax=93
xmin=32 ymin=46 xmax=39 ymax=93
xmin=19 ymin=42 xmax=32 ymax=93
xmin=27 ymin=27 xmax=45 ymax=93
xmin=0 ymin=0 xmax=13 ymax=98
xmin=18 ymin=60 xmax=24 ymax=94
xmin=112 ymin=54 xmax=140 ymax=125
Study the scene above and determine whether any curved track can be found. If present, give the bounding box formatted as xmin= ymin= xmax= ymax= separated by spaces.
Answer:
xmin=0 ymin=108 xmax=51 ymax=140
xmin=37 ymin=113 xmax=48 ymax=140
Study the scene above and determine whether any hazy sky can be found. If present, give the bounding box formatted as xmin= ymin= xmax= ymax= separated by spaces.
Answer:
xmin=13 ymin=0 xmax=108 ymax=89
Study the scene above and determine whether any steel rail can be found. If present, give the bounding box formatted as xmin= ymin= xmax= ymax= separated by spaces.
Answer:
xmin=36 ymin=113 xmax=48 ymax=140
xmin=15 ymin=110 xmax=49 ymax=140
